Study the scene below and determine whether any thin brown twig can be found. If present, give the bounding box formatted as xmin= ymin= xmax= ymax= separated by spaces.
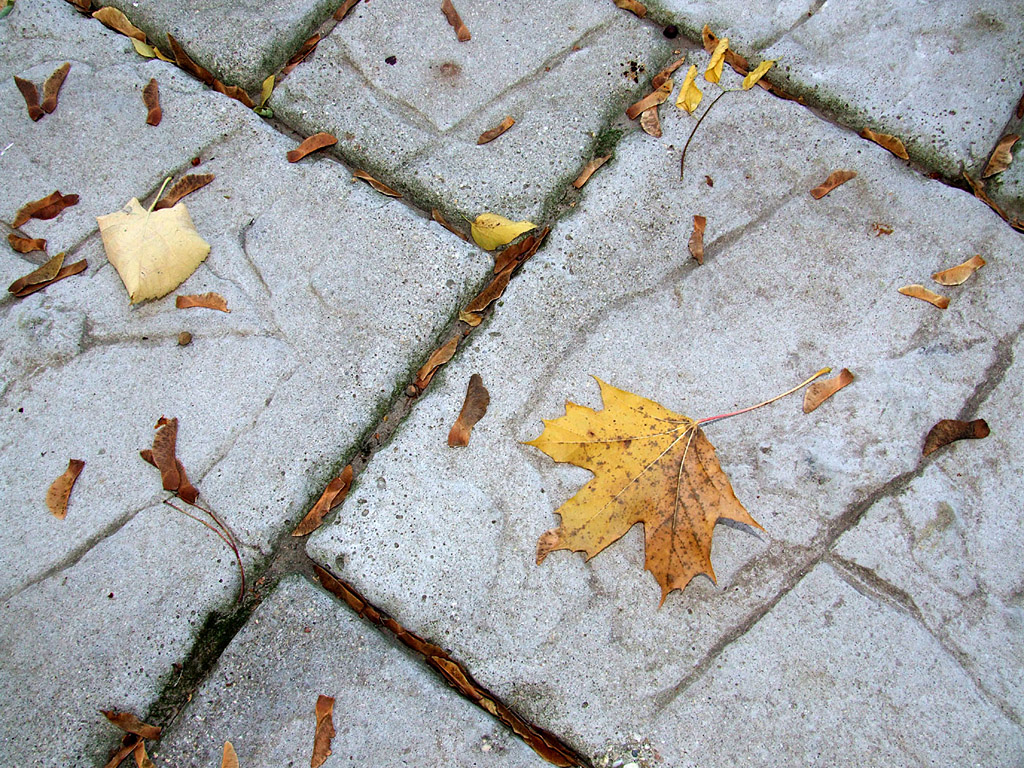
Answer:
xmin=162 ymin=497 xmax=246 ymax=602
xmin=680 ymin=89 xmax=730 ymax=179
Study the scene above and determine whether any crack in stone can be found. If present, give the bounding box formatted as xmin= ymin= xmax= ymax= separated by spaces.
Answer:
xmin=757 ymin=0 xmax=829 ymax=51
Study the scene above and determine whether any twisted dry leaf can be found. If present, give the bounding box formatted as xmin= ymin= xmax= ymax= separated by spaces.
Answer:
xmin=923 ymin=419 xmax=989 ymax=456
xmin=132 ymin=742 xmax=156 ymax=768
xmin=899 ymin=284 xmax=949 ymax=309
xmin=143 ymin=78 xmax=161 ymax=125
xmin=8 ymin=255 xmax=86 ymax=298
xmin=432 ymin=208 xmax=468 ymax=240
xmin=212 ymin=79 xmax=254 ymax=108
xmin=92 ymin=7 xmax=146 ymax=40
xmin=334 ymin=0 xmax=359 ymax=20
xmin=287 ymin=132 xmax=337 ymax=162
xmin=13 ymin=190 xmax=79 ymax=227
xmin=8 ymin=251 xmax=64 ymax=295
xmin=153 ymin=173 xmax=214 ymax=210
xmin=613 ymin=0 xmax=646 ymax=17
xmin=477 ymin=116 xmax=515 ymax=144
xmin=572 ymin=155 xmax=611 ymax=189
xmin=281 ymin=33 xmax=320 ymax=76
xmin=676 ymin=64 xmax=702 ymax=113
xmin=7 ymin=234 xmax=46 ymax=253
xmin=803 ymin=368 xmax=853 ymax=413
xmin=705 ymin=37 xmax=729 ymax=83
xmin=448 ymin=374 xmax=490 ymax=447
xmin=860 ymin=127 xmax=909 ymax=160
xmin=41 ymin=62 xmax=70 ymax=113
xmin=460 ymin=228 xmax=550 ymax=324
xmin=810 ymin=170 xmax=856 ymax=199
xmin=702 ymin=25 xmax=749 ymax=74
xmin=441 ymin=0 xmax=470 ymax=41
xmin=413 ymin=335 xmax=459 ymax=392
xmin=13 ymin=75 xmax=43 ymax=120
xmin=167 ymin=34 xmax=215 ymax=86
xmin=103 ymin=735 xmax=143 ymax=768
xmin=100 ymin=711 xmax=162 ymax=740
xmin=292 ymin=465 xmax=353 ymax=536
xmin=352 ymin=169 xmax=401 ymax=197
xmin=652 ymin=56 xmax=685 ymax=89
xmin=176 ymin=292 xmax=229 ymax=312
xmin=688 ymin=215 xmax=706 ymax=264
xmin=626 ymin=79 xmax=672 ymax=120
xmin=932 ymin=254 xmax=985 ymax=286
xmin=982 ymin=134 xmax=1019 ymax=178
xmin=46 ymin=458 xmax=85 ymax=519
xmin=141 ymin=417 xmax=199 ymax=503
xmin=312 ymin=695 xmax=336 ymax=768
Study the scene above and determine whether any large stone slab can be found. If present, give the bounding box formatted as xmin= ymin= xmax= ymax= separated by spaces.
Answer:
xmin=307 ymin=60 xmax=1024 ymax=760
xmin=835 ymin=336 xmax=1024 ymax=722
xmin=647 ymin=564 xmax=1023 ymax=766
xmin=102 ymin=0 xmax=340 ymax=92
xmin=0 ymin=0 xmax=254 ymax=252
xmin=275 ymin=0 xmax=668 ymax=221
xmin=155 ymin=576 xmax=542 ymax=767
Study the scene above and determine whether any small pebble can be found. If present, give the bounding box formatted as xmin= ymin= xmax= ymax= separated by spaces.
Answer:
xmin=663 ymin=24 xmax=678 ymax=38
xmin=178 ymin=331 xmax=192 ymax=346
xmin=385 ymin=55 xmax=397 ymax=65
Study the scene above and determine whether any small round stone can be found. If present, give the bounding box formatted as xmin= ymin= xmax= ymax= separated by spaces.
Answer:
xmin=177 ymin=331 xmax=192 ymax=346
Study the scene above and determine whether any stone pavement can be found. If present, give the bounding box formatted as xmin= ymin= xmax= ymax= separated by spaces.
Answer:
xmin=1 ymin=1 xmax=1022 ymax=766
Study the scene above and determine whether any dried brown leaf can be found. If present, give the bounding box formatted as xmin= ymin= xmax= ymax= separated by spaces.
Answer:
xmin=414 ymin=335 xmax=459 ymax=392
xmin=8 ymin=234 xmax=46 ymax=253
xmin=8 ymin=251 xmax=64 ymax=294
xmin=221 ymin=742 xmax=239 ymax=768
xmin=448 ymin=374 xmax=490 ymax=447
xmin=287 ymin=132 xmax=337 ymax=162
xmin=41 ymin=62 xmax=70 ymax=114
xmin=9 ymin=257 xmax=87 ymax=298
xmin=802 ymin=368 xmax=853 ymax=413
xmin=492 ymin=226 xmax=549 ymax=274
xmin=212 ymin=79 xmax=255 ymax=108
xmin=432 ymin=209 xmax=469 ymax=240
xmin=441 ymin=0 xmax=470 ymax=41
xmin=477 ymin=115 xmax=515 ymax=145
xmin=688 ymin=215 xmax=706 ymax=265
xmin=626 ymin=79 xmax=672 ymax=120
xmin=613 ymin=0 xmax=646 ymax=18
xmin=639 ymin=106 xmax=662 ymax=137
xmin=899 ymin=284 xmax=949 ymax=309
xmin=92 ymin=6 xmax=146 ymax=40
xmin=13 ymin=76 xmax=43 ymax=121
xmin=12 ymin=189 xmax=79 ymax=227
xmin=150 ymin=416 xmax=181 ymax=491
xmin=100 ymin=711 xmax=162 ymax=740
xmin=140 ymin=449 xmax=197 ymax=504
xmin=153 ymin=173 xmax=215 ymax=210
xmin=932 ymin=254 xmax=985 ymax=286
xmin=572 ymin=155 xmax=611 ymax=189
xmin=281 ymin=33 xmax=321 ymax=76
xmin=923 ymin=418 xmax=989 ymax=456
xmin=176 ymin=292 xmax=230 ymax=312
xmin=352 ymin=169 xmax=401 ymax=197
xmin=102 ymin=735 xmax=142 ymax=768
xmin=982 ymin=133 xmax=1019 ymax=178
xmin=963 ymin=171 xmax=1012 ymax=223
xmin=860 ymin=127 xmax=909 ymax=160
xmin=333 ymin=0 xmax=359 ymax=20
xmin=651 ymin=56 xmax=686 ymax=89
xmin=65 ymin=0 xmax=91 ymax=12
xmin=46 ymin=458 xmax=85 ymax=519
xmin=132 ymin=741 xmax=156 ymax=768
xmin=810 ymin=169 xmax=857 ymax=199
xmin=312 ymin=695 xmax=336 ymax=768
xmin=292 ymin=465 xmax=353 ymax=536
xmin=143 ymin=78 xmax=161 ymax=126
xmin=167 ymin=34 xmax=215 ymax=86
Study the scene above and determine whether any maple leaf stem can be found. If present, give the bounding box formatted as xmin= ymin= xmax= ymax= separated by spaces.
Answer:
xmin=698 ymin=367 xmax=831 ymax=426
xmin=680 ymin=89 xmax=732 ymax=179
xmin=163 ymin=497 xmax=246 ymax=603
xmin=148 ymin=176 xmax=173 ymax=214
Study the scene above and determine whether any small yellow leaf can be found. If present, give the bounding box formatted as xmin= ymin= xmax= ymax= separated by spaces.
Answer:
xmin=471 ymin=213 xmax=536 ymax=251
xmin=260 ymin=75 xmax=275 ymax=108
xmin=676 ymin=64 xmax=703 ymax=113
xmin=153 ymin=45 xmax=174 ymax=62
xmin=131 ymin=38 xmax=157 ymax=58
xmin=97 ymin=198 xmax=210 ymax=304
xmin=705 ymin=38 xmax=729 ymax=83
xmin=742 ymin=60 xmax=774 ymax=90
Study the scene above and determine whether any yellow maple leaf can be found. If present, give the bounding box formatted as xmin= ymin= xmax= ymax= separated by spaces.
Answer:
xmin=529 ymin=372 xmax=827 ymax=602
xmin=742 ymin=59 xmax=774 ymax=90
xmin=470 ymin=213 xmax=536 ymax=251
xmin=705 ymin=38 xmax=729 ymax=83
xmin=676 ymin=64 xmax=703 ymax=113
xmin=97 ymin=197 xmax=210 ymax=303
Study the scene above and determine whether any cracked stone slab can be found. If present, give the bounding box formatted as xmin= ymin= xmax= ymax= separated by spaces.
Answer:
xmin=0 ymin=506 xmax=238 ymax=767
xmin=648 ymin=564 xmax=1023 ymax=766
xmin=0 ymin=0 xmax=257 ymax=252
xmin=307 ymin=66 xmax=1024 ymax=760
xmin=100 ymin=0 xmax=340 ymax=93
xmin=155 ymin=575 xmax=541 ymax=767
xmin=834 ymin=333 xmax=1024 ymax=723
xmin=275 ymin=0 xmax=668 ymax=221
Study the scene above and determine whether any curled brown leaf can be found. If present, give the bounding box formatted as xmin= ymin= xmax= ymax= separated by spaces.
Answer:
xmin=477 ymin=116 xmax=515 ymax=145
xmin=962 ymin=171 xmax=1014 ymax=224
xmin=982 ymin=134 xmax=1019 ymax=178
xmin=613 ymin=0 xmax=647 ymax=18
xmin=9 ymin=258 xmax=86 ymax=298
xmin=352 ymin=169 xmax=401 ymax=197
xmin=932 ymin=254 xmax=985 ymax=286
xmin=492 ymin=226 xmax=549 ymax=274
xmin=899 ymin=284 xmax=949 ymax=309
xmin=334 ymin=0 xmax=359 ymax=20
xmin=432 ymin=209 xmax=469 ymax=240
xmin=626 ymin=79 xmax=672 ymax=120
xmin=143 ymin=78 xmax=161 ymax=126
xmin=281 ymin=33 xmax=320 ymax=76
xmin=92 ymin=7 xmax=146 ymax=40
xmin=100 ymin=711 xmax=162 ymax=740
xmin=8 ymin=234 xmax=46 ymax=253
xmin=132 ymin=741 xmax=156 ymax=768
xmin=292 ymin=465 xmax=353 ymax=536
xmin=167 ymin=34 xmax=215 ymax=86
xmin=639 ymin=106 xmax=662 ymax=137
xmin=153 ymin=173 xmax=215 ymax=210
xmin=688 ymin=215 xmax=706 ymax=265
xmin=448 ymin=374 xmax=490 ymax=447
xmin=102 ymin=734 xmax=142 ymax=768
xmin=176 ymin=292 xmax=230 ymax=312
xmin=860 ymin=127 xmax=909 ymax=160
xmin=41 ymin=62 xmax=70 ymax=114
xmin=652 ymin=56 xmax=686 ymax=89
xmin=151 ymin=417 xmax=180 ymax=491
xmin=14 ymin=76 xmax=43 ymax=120
xmin=802 ymin=368 xmax=853 ymax=413
xmin=287 ymin=132 xmax=338 ymax=162
xmin=923 ymin=418 xmax=989 ymax=456
xmin=572 ymin=155 xmax=611 ymax=189
xmin=8 ymin=251 xmax=64 ymax=295
xmin=413 ymin=335 xmax=459 ymax=392
xmin=13 ymin=190 xmax=79 ymax=228
xmin=441 ymin=0 xmax=470 ymax=41
xmin=212 ymin=79 xmax=255 ymax=108
xmin=64 ymin=0 xmax=91 ymax=12
xmin=312 ymin=695 xmax=336 ymax=768
xmin=810 ymin=169 xmax=857 ymax=199
xmin=46 ymin=458 xmax=85 ymax=519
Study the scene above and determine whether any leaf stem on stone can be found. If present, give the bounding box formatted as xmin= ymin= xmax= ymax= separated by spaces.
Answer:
xmin=163 ymin=497 xmax=246 ymax=602
xmin=149 ymin=176 xmax=173 ymax=213
xmin=680 ymin=89 xmax=733 ymax=179
xmin=698 ymin=367 xmax=831 ymax=425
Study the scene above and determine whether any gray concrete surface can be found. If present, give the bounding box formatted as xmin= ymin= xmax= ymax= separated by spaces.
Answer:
xmin=2 ymin=1 xmax=1023 ymax=767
